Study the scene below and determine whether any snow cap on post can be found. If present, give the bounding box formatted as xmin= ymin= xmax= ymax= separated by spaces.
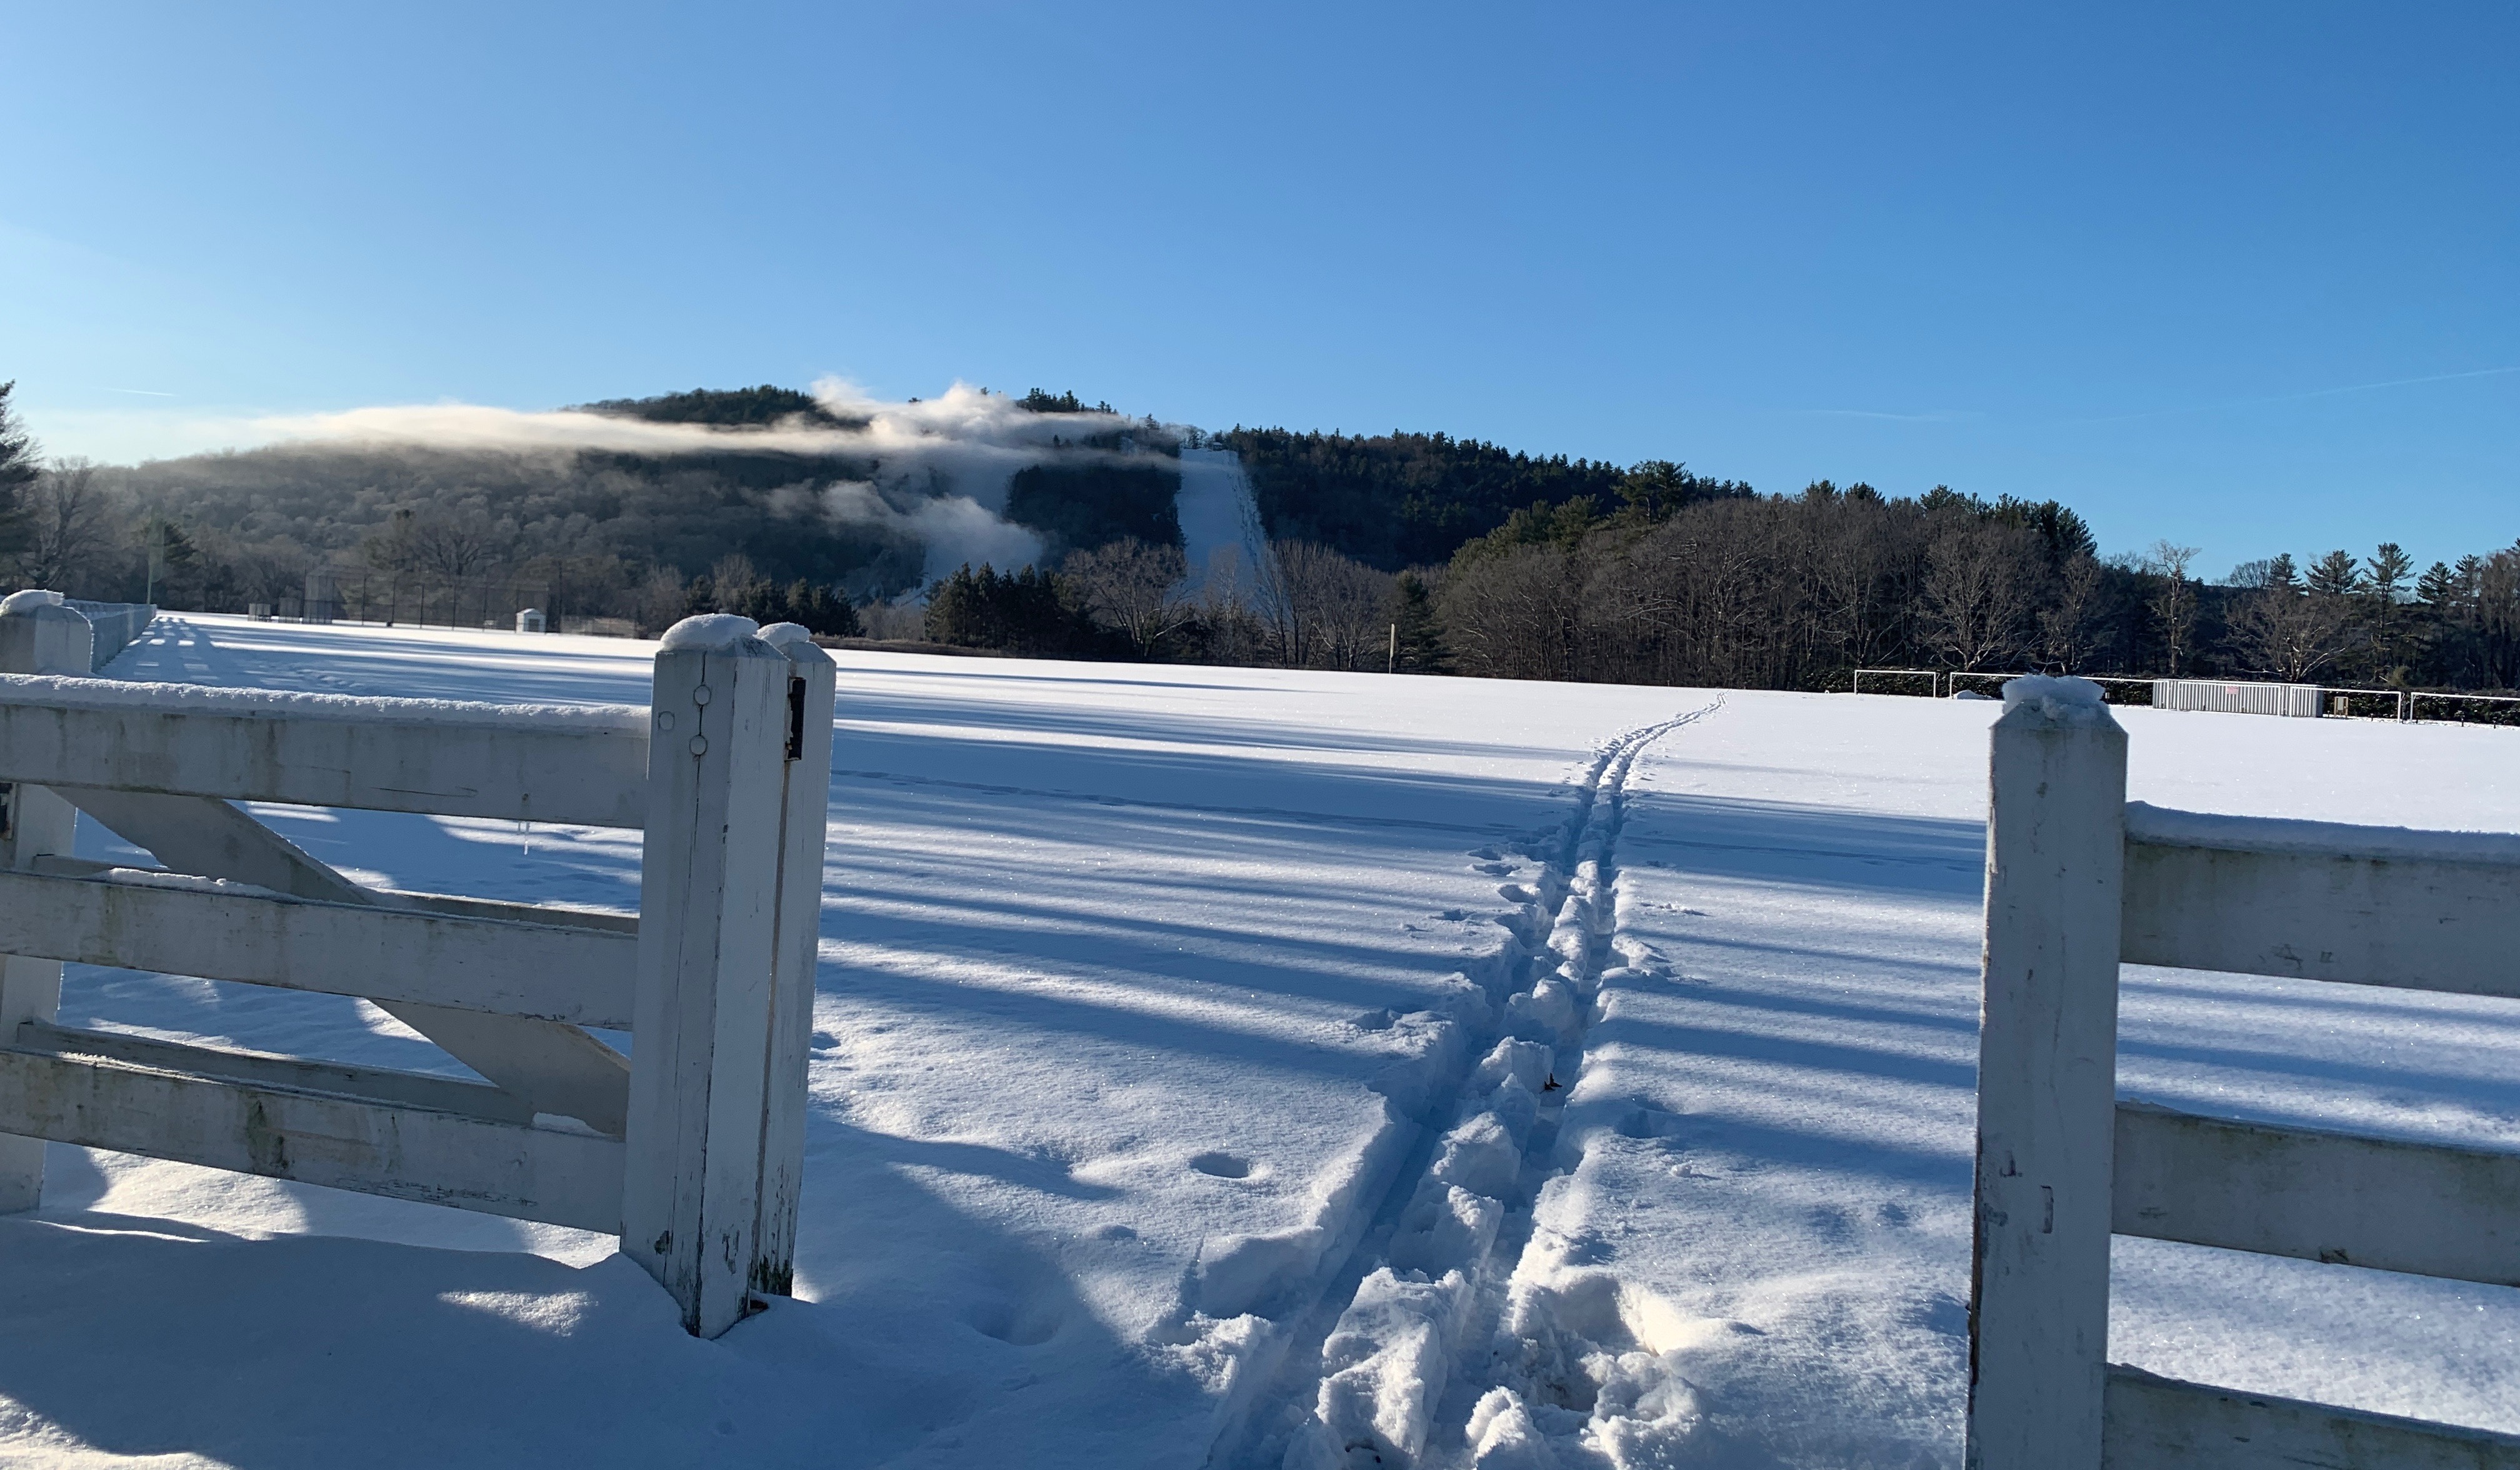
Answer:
xmin=1999 ymin=674 xmax=2115 ymax=729
xmin=754 ymin=621 xmax=833 ymax=666
xmin=0 ymin=588 xmax=95 ymax=676
xmin=657 ymin=612 xmax=779 ymax=659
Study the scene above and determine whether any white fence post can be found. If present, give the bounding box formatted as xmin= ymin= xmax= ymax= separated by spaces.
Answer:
xmin=754 ymin=624 xmax=838 ymax=1292
xmin=0 ymin=594 xmax=96 ymax=1210
xmin=1967 ymin=678 xmax=2127 ymax=1470
xmin=622 ymin=616 xmax=834 ymax=1338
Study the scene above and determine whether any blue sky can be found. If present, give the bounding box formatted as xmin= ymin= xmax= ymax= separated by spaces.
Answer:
xmin=4 ymin=1 xmax=2513 ymax=574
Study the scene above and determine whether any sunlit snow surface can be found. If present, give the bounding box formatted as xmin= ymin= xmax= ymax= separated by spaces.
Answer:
xmin=0 ymin=614 xmax=2512 ymax=1468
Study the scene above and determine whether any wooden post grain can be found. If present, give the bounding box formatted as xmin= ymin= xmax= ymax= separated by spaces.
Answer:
xmin=622 ymin=619 xmax=833 ymax=1337
xmin=0 ymin=596 xmax=96 ymax=1210
xmin=754 ymin=628 xmax=837 ymax=1294
xmin=1966 ymin=683 xmax=2127 ymax=1469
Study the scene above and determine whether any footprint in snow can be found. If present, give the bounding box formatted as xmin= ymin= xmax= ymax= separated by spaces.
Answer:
xmin=1189 ymin=1151 xmax=1255 ymax=1180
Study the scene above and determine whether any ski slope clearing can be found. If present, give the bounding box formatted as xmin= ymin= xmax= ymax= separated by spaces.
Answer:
xmin=0 ymin=614 xmax=2514 ymax=1468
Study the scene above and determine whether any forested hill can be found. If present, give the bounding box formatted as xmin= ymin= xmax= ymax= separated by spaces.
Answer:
xmin=22 ymin=381 xmax=1769 ymax=624
xmin=575 ymin=384 xmax=864 ymax=429
xmin=1213 ymin=427 xmax=1754 ymax=570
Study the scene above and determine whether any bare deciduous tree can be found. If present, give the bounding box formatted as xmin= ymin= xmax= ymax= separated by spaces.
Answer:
xmin=1064 ymin=537 xmax=1194 ymax=657
xmin=1439 ymin=544 xmax=1586 ymax=680
xmin=14 ymin=458 xmax=113 ymax=590
xmin=2226 ymin=583 xmax=2353 ymax=682
xmin=2144 ymin=541 xmax=2202 ymax=676
xmin=1922 ymin=519 xmax=2041 ymax=671
xmin=412 ymin=512 xmax=506 ymax=582
xmin=1256 ymin=540 xmax=1394 ymax=668
xmin=632 ymin=566 xmax=689 ymax=636
xmin=2039 ymin=554 xmax=2107 ymax=671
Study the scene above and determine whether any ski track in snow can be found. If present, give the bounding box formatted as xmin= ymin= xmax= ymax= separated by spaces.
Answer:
xmin=1239 ymin=704 xmax=1722 ymax=1470
xmin=12 ymin=616 xmax=2520 ymax=1468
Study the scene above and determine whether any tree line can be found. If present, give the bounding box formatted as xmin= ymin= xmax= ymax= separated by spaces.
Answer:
xmin=5 ymin=379 xmax=2514 ymax=694
xmin=921 ymin=480 xmax=2520 ymax=696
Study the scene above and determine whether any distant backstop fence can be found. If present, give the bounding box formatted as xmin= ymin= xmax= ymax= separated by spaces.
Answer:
xmin=298 ymin=568 xmax=559 ymax=633
xmin=1854 ymin=668 xmax=2520 ymax=726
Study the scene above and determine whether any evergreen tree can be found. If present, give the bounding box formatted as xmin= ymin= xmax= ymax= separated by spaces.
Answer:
xmin=778 ymin=579 xmax=862 ymax=638
xmin=2364 ymin=542 xmax=2415 ymax=679
xmin=1386 ymin=570 xmax=1450 ymax=673
xmin=924 ymin=563 xmax=1093 ymax=654
xmin=0 ymin=381 xmax=40 ymax=561
xmin=2305 ymin=549 xmax=2361 ymax=598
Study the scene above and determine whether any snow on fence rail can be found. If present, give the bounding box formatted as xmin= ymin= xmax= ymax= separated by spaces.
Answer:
xmin=60 ymin=596 xmax=156 ymax=669
xmin=0 ymin=594 xmax=836 ymax=1338
xmin=1 ymin=591 xmax=155 ymax=672
xmin=1966 ymin=675 xmax=2520 ymax=1469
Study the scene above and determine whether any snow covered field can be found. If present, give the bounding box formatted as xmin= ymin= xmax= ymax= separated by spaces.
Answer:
xmin=1 ymin=613 xmax=2514 ymax=1468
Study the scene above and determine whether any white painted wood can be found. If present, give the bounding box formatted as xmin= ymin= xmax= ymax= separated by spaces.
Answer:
xmin=623 ymin=636 xmax=802 ymax=1338
xmin=0 ymin=1040 xmax=622 ymax=1232
xmin=1967 ymin=695 xmax=2128 ymax=1470
xmin=2150 ymin=680 xmax=2323 ymax=718
xmin=21 ymin=1020 xmax=537 ymax=1126
xmin=0 ymin=674 xmax=649 ymax=828
xmin=2122 ymin=832 xmax=2520 ymax=1000
xmin=2103 ymin=1364 xmax=2520 ymax=1468
xmin=60 ymin=784 xmax=376 ymax=904
xmin=0 ymin=608 xmax=828 ymax=1320
xmin=0 ymin=597 xmax=92 ymax=1211
xmin=54 ymin=785 xmax=631 ymax=1135
xmin=2113 ymin=1101 xmax=2520 ymax=1288
xmin=754 ymin=639 xmax=837 ymax=1296
xmin=60 ymin=599 xmax=153 ymax=670
xmin=371 ymin=1001 xmax=629 ymax=1139
xmin=389 ymin=889 xmax=636 ymax=934
xmin=0 ymin=867 xmax=636 ymax=1027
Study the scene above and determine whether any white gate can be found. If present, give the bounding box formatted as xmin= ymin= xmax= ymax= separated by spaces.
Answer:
xmin=0 ymin=597 xmax=836 ymax=1338
xmin=1966 ymin=675 xmax=2520 ymax=1467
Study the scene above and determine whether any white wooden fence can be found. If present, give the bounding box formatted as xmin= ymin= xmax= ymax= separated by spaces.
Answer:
xmin=59 ymin=596 xmax=156 ymax=670
xmin=2150 ymin=678 xmax=2323 ymax=718
xmin=0 ymin=596 xmax=836 ymax=1338
xmin=1967 ymin=676 xmax=2520 ymax=1468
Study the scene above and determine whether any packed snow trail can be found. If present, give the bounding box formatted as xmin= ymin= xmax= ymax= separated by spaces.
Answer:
xmin=11 ymin=616 xmax=1726 ymax=1469
xmin=4 ymin=617 xmax=2516 ymax=1468
xmin=1248 ymin=706 xmax=1719 ymax=1470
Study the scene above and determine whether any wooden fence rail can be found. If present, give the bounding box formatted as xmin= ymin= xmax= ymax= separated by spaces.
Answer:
xmin=1966 ymin=675 xmax=2520 ymax=1468
xmin=0 ymin=595 xmax=835 ymax=1338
